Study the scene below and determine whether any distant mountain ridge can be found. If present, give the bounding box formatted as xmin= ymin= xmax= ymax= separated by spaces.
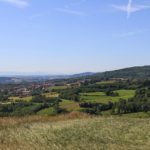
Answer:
xmin=90 ymin=65 xmax=150 ymax=80
xmin=0 ymin=66 xmax=150 ymax=84
xmin=69 ymin=72 xmax=94 ymax=78
xmin=0 ymin=72 xmax=94 ymax=84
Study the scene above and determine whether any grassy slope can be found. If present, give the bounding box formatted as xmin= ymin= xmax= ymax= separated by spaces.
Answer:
xmin=9 ymin=92 xmax=58 ymax=102
xmin=80 ymin=90 xmax=135 ymax=103
xmin=96 ymin=80 xmax=116 ymax=85
xmin=60 ymin=100 xmax=80 ymax=111
xmin=48 ymin=85 xmax=67 ymax=90
xmin=59 ymin=90 xmax=135 ymax=112
xmin=0 ymin=113 xmax=150 ymax=150
xmin=9 ymin=96 xmax=32 ymax=102
xmin=37 ymin=107 xmax=55 ymax=115
xmin=43 ymin=92 xmax=59 ymax=98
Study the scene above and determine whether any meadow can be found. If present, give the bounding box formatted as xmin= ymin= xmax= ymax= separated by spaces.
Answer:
xmin=0 ymin=113 xmax=150 ymax=150
xmin=96 ymin=80 xmax=117 ymax=85
xmin=80 ymin=90 xmax=135 ymax=103
xmin=9 ymin=92 xmax=58 ymax=102
xmin=6 ymin=89 xmax=135 ymax=116
xmin=60 ymin=100 xmax=80 ymax=112
xmin=48 ymin=85 xmax=67 ymax=90
xmin=0 ymin=80 xmax=149 ymax=150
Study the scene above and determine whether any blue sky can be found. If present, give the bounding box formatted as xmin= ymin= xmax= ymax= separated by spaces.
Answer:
xmin=0 ymin=0 xmax=150 ymax=74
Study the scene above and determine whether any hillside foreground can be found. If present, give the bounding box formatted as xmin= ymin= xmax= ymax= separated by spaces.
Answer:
xmin=0 ymin=112 xmax=150 ymax=150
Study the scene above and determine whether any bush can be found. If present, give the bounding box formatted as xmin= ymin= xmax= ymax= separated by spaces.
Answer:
xmin=59 ymin=89 xmax=80 ymax=102
xmin=79 ymin=102 xmax=113 ymax=115
xmin=0 ymin=102 xmax=50 ymax=117
xmin=105 ymin=90 xmax=119 ymax=97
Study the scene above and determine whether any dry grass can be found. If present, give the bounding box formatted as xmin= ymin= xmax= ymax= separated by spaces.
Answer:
xmin=42 ymin=92 xmax=59 ymax=98
xmin=0 ymin=114 xmax=150 ymax=150
xmin=0 ymin=112 xmax=90 ymax=127
xmin=9 ymin=96 xmax=32 ymax=102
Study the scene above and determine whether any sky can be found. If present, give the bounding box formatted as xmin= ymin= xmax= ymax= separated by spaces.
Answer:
xmin=0 ymin=0 xmax=150 ymax=74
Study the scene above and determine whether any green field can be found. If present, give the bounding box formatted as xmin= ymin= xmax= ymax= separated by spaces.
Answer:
xmin=96 ymin=80 xmax=116 ymax=85
xmin=60 ymin=90 xmax=135 ymax=112
xmin=60 ymin=100 xmax=80 ymax=112
xmin=80 ymin=90 xmax=135 ymax=103
xmin=121 ymin=111 xmax=150 ymax=118
xmin=48 ymin=85 xmax=67 ymax=90
xmin=37 ymin=107 xmax=55 ymax=115
xmin=0 ymin=115 xmax=150 ymax=150
xmin=9 ymin=92 xmax=59 ymax=102
xmin=43 ymin=92 xmax=59 ymax=98
xmin=9 ymin=96 xmax=32 ymax=102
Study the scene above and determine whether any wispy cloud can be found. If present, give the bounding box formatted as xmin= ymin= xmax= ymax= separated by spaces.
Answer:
xmin=112 ymin=0 xmax=150 ymax=18
xmin=0 ymin=0 xmax=29 ymax=8
xmin=56 ymin=8 xmax=87 ymax=16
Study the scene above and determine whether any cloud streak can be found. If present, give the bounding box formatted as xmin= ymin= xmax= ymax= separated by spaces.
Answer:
xmin=112 ymin=0 xmax=150 ymax=18
xmin=0 ymin=0 xmax=29 ymax=8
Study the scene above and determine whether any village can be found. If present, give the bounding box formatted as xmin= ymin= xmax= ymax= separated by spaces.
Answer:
xmin=0 ymin=79 xmax=90 ymax=100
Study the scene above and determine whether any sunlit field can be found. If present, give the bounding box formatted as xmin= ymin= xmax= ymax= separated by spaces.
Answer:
xmin=60 ymin=100 xmax=80 ymax=112
xmin=0 ymin=113 xmax=150 ymax=150
xmin=9 ymin=92 xmax=59 ymax=102
xmin=80 ymin=90 xmax=135 ymax=103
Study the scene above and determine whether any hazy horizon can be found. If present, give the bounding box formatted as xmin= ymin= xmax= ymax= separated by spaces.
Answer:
xmin=1 ymin=0 xmax=150 ymax=73
xmin=0 ymin=65 xmax=150 ymax=76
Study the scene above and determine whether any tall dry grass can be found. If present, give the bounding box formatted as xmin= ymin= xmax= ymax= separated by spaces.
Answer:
xmin=0 ymin=112 xmax=90 ymax=127
xmin=0 ymin=113 xmax=150 ymax=150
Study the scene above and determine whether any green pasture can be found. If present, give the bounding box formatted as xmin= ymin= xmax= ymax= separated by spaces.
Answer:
xmin=9 ymin=92 xmax=59 ymax=102
xmin=37 ymin=107 xmax=55 ymax=115
xmin=96 ymin=80 xmax=116 ymax=85
xmin=60 ymin=100 xmax=80 ymax=112
xmin=9 ymin=96 xmax=32 ymax=102
xmin=43 ymin=92 xmax=59 ymax=98
xmin=48 ymin=86 xmax=67 ymax=90
xmin=80 ymin=90 xmax=135 ymax=103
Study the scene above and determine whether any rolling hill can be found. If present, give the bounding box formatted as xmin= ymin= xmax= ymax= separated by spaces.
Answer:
xmin=1 ymin=65 xmax=150 ymax=84
xmin=87 ymin=65 xmax=150 ymax=80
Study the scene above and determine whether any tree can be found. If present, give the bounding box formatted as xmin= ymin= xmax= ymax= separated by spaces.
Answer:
xmin=105 ymin=90 xmax=119 ymax=97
